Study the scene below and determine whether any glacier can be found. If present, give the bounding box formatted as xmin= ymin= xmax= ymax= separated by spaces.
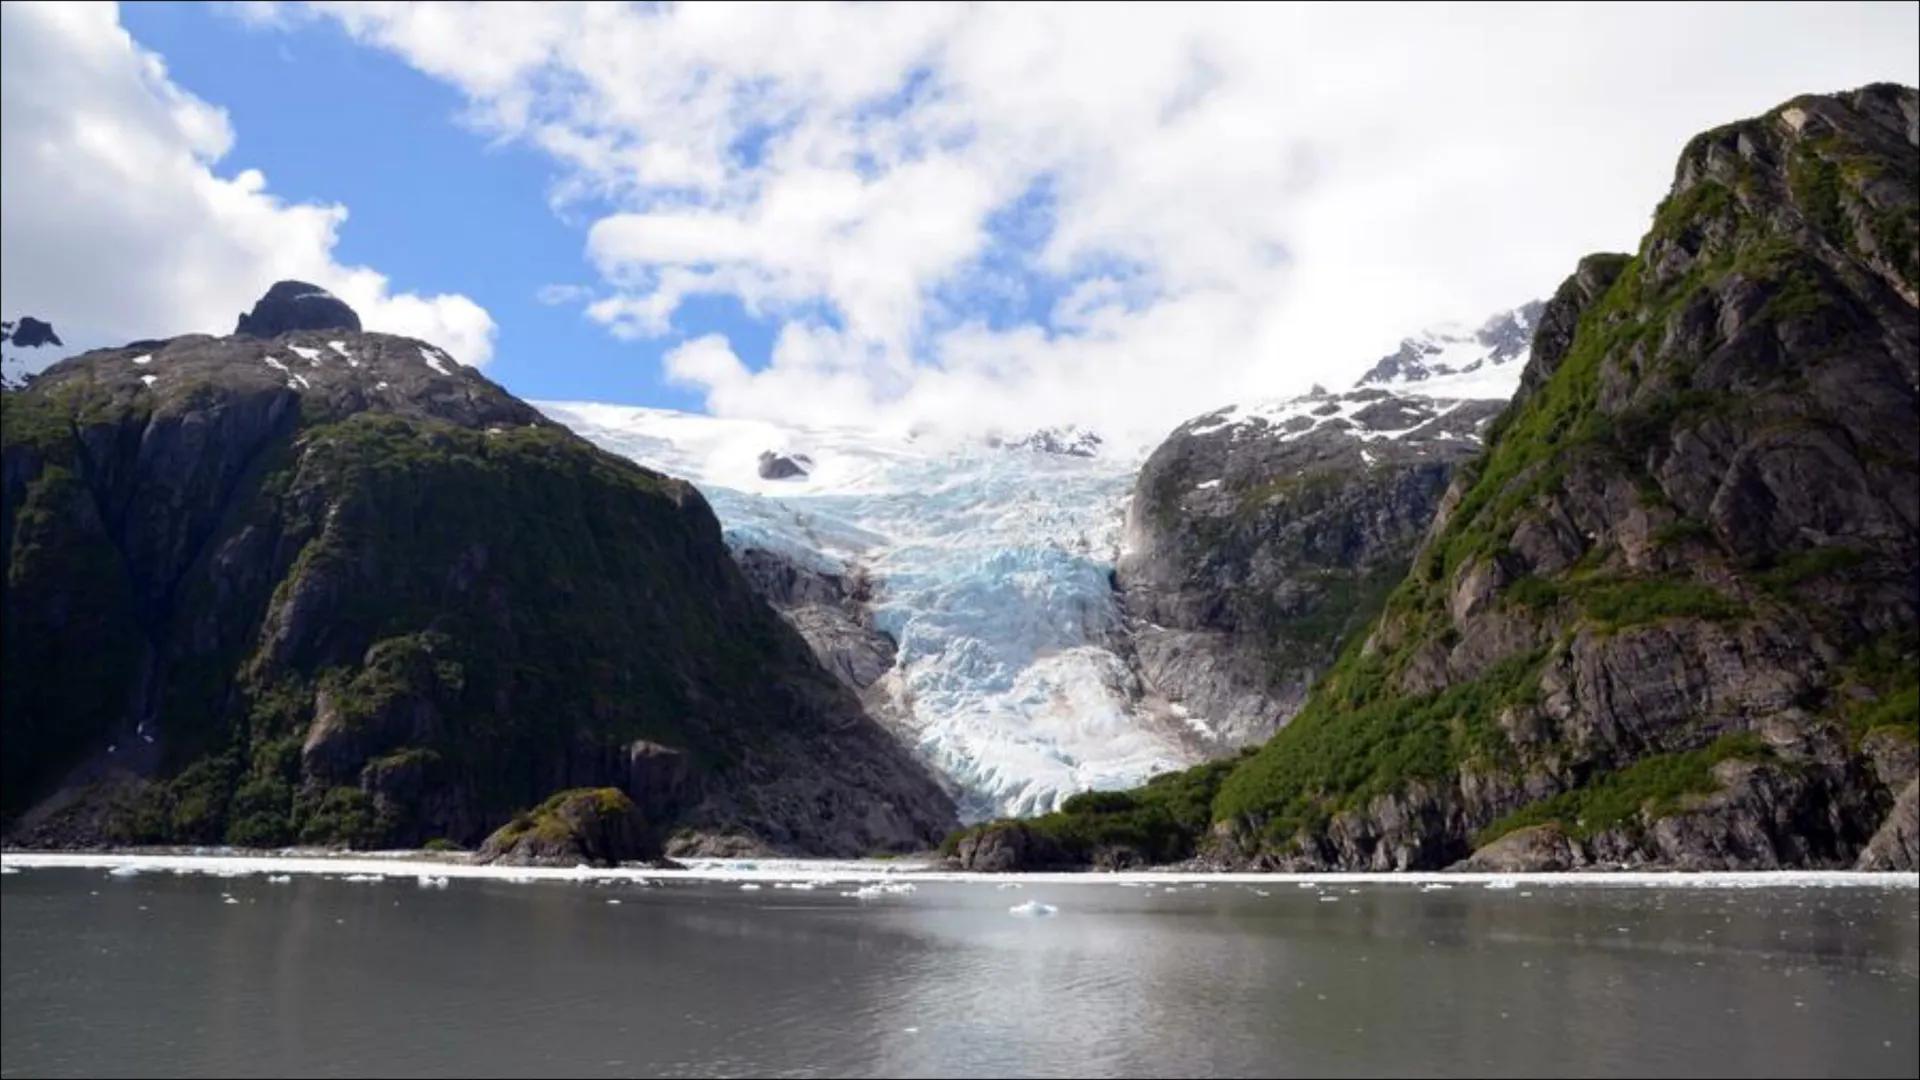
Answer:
xmin=537 ymin=301 xmax=1541 ymax=824
xmin=536 ymin=403 xmax=1206 ymax=821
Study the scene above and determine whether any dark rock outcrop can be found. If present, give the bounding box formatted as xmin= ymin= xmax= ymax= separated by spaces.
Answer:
xmin=476 ymin=788 xmax=658 ymax=867
xmin=756 ymin=451 xmax=811 ymax=480
xmin=2 ymin=286 xmax=956 ymax=855
xmin=234 ymin=280 xmax=362 ymax=337
xmin=947 ymin=821 xmax=1072 ymax=872
xmin=3 ymin=316 xmax=62 ymax=348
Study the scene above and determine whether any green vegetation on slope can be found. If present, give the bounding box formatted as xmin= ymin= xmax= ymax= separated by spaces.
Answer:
xmin=1474 ymin=733 xmax=1774 ymax=845
xmin=942 ymin=754 xmax=1247 ymax=866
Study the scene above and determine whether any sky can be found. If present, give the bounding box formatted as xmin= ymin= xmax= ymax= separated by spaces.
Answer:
xmin=2 ymin=2 xmax=1915 ymax=443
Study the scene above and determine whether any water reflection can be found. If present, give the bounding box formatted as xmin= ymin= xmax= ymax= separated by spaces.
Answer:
xmin=3 ymin=872 xmax=1915 ymax=1078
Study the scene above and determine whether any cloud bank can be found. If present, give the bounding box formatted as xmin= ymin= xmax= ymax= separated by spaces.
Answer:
xmin=0 ymin=2 xmax=495 ymax=365
xmin=295 ymin=1 xmax=1915 ymax=440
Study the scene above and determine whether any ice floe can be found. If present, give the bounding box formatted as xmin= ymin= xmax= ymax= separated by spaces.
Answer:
xmin=3 ymin=853 xmax=1913 ymax=894
xmin=1009 ymin=900 xmax=1058 ymax=916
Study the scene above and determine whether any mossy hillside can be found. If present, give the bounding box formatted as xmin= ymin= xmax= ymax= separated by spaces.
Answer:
xmin=1 ymin=389 xmax=152 ymax=819
xmin=4 ymin=354 xmax=923 ymax=849
xmin=1474 ymin=732 xmax=1776 ymax=846
xmin=134 ymin=413 xmax=805 ymax=846
xmin=942 ymin=754 xmax=1245 ymax=866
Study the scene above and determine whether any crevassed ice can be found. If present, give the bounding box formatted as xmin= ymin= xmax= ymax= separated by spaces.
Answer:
xmin=537 ymin=402 xmax=1201 ymax=821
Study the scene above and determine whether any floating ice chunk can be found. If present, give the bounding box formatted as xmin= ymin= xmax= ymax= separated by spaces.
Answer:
xmin=267 ymin=875 xmax=292 ymax=884
xmin=0 ymin=866 xmax=19 ymax=875
xmin=843 ymin=881 xmax=916 ymax=900
xmin=130 ymin=354 xmax=153 ymax=365
xmin=606 ymin=898 xmax=622 ymax=905
xmin=1009 ymin=900 xmax=1057 ymax=917
xmin=996 ymin=882 xmax=1023 ymax=890
xmin=1484 ymin=880 xmax=1518 ymax=891
xmin=785 ymin=882 xmax=817 ymax=891
xmin=108 ymin=865 xmax=143 ymax=878
xmin=1420 ymin=883 xmax=1453 ymax=892
xmin=223 ymin=896 xmax=240 ymax=905
xmin=1253 ymin=889 xmax=1271 ymax=897
xmin=341 ymin=873 xmax=382 ymax=883
xmin=740 ymin=883 xmax=762 ymax=891
xmin=1318 ymin=895 xmax=1340 ymax=903
xmin=416 ymin=875 xmax=449 ymax=889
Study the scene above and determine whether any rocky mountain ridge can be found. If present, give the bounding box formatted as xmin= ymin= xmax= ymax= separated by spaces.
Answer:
xmin=1 ymin=284 xmax=956 ymax=855
xmin=950 ymin=83 xmax=1919 ymax=873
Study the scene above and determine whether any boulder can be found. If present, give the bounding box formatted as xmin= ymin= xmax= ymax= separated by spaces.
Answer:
xmin=235 ymin=280 xmax=362 ymax=337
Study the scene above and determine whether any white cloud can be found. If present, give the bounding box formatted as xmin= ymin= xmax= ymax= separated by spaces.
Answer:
xmin=0 ymin=1 xmax=495 ymax=367
xmin=535 ymin=283 xmax=594 ymax=306
xmin=310 ymin=3 xmax=1915 ymax=440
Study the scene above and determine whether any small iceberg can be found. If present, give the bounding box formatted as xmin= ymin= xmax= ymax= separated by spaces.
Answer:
xmin=267 ymin=875 xmax=292 ymax=884
xmin=740 ymin=883 xmax=762 ymax=891
xmin=416 ymin=875 xmax=449 ymax=889
xmin=1484 ymin=880 xmax=1518 ymax=891
xmin=843 ymin=881 xmax=916 ymax=900
xmin=1009 ymin=900 xmax=1058 ymax=917
xmin=107 ymin=865 xmax=144 ymax=878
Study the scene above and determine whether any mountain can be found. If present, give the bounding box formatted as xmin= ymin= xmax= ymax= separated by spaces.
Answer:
xmin=951 ymin=84 xmax=1919 ymax=873
xmin=1354 ymin=303 xmax=1544 ymax=390
xmin=1 ymin=284 xmax=955 ymax=855
xmin=1116 ymin=299 xmax=1545 ymax=748
xmin=536 ymin=404 xmax=1206 ymax=821
xmin=1117 ymin=385 xmax=1513 ymax=748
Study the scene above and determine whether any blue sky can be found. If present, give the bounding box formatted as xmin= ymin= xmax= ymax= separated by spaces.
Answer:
xmin=5 ymin=2 xmax=1915 ymax=439
xmin=120 ymin=2 xmax=754 ymax=409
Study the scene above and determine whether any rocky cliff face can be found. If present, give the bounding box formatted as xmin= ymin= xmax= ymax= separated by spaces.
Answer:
xmin=1212 ymin=84 xmax=1919 ymax=871
xmin=1 ymin=284 xmax=956 ymax=855
xmin=1118 ymin=387 xmax=1509 ymax=746
xmin=951 ymin=84 xmax=1919 ymax=872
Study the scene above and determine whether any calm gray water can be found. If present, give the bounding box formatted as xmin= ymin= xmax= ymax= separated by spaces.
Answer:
xmin=2 ymin=869 xmax=1916 ymax=1078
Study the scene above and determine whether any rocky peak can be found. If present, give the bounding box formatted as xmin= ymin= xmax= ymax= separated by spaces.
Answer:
xmin=1354 ymin=300 xmax=1545 ymax=392
xmin=998 ymin=425 xmax=1104 ymax=458
xmin=756 ymin=450 xmax=812 ymax=480
xmin=2 ymin=316 xmax=61 ymax=349
xmin=235 ymin=280 xmax=363 ymax=337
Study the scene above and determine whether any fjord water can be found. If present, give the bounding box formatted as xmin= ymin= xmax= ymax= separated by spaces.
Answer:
xmin=2 ymin=870 xmax=1915 ymax=1078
